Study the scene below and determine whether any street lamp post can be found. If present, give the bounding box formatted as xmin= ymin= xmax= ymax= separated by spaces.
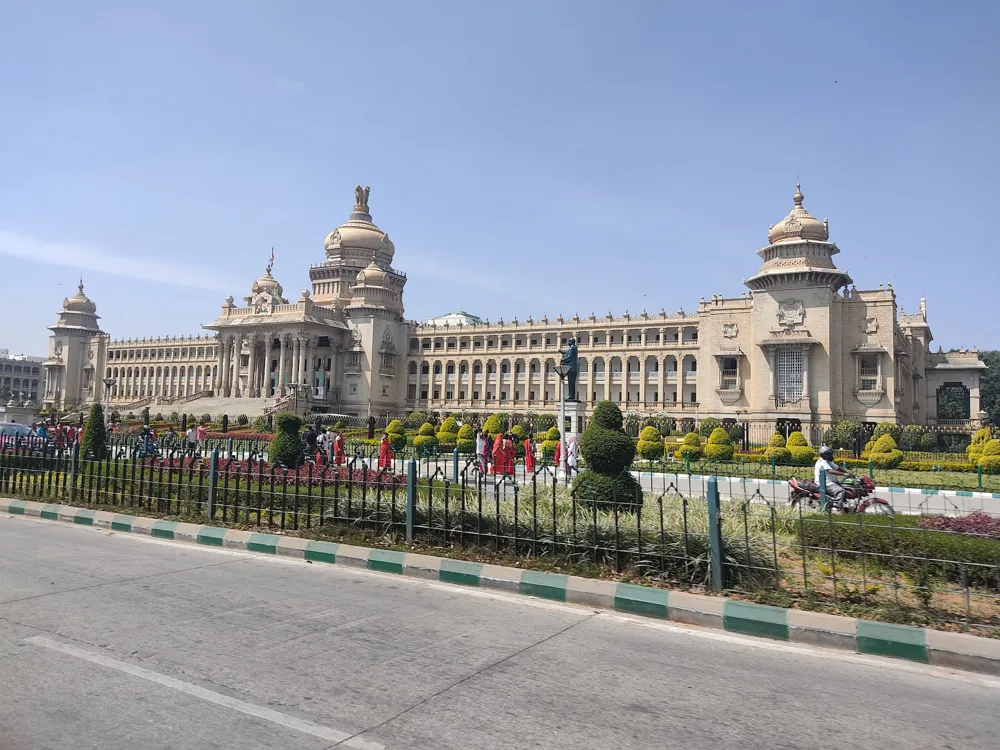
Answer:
xmin=555 ymin=364 xmax=571 ymax=483
xmin=102 ymin=377 xmax=117 ymax=427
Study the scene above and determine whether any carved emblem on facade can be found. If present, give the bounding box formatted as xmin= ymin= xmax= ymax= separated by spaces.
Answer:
xmin=351 ymin=328 xmax=362 ymax=342
xmin=863 ymin=317 xmax=879 ymax=334
xmin=777 ymin=299 xmax=805 ymax=327
xmin=54 ymin=341 xmax=63 ymax=356
xmin=722 ymin=323 xmax=739 ymax=339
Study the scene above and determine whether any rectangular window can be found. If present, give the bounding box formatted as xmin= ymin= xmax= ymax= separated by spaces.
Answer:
xmin=433 ymin=389 xmax=440 ymax=399
xmin=381 ymin=353 xmax=392 ymax=368
xmin=860 ymin=355 xmax=878 ymax=391
xmin=721 ymin=357 xmax=739 ymax=390
xmin=776 ymin=348 xmax=804 ymax=402
xmin=348 ymin=353 xmax=360 ymax=367
xmin=690 ymin=390 xmax=697 ymax=403
xmin=421 ymin=390 xmax=428 ymax=399
xmin=459 ymin=390 xmax=465 ymax=399
xmin=473 ymin=390 xmax=480 ymax=399
xmin=446 ymin=390 xmax=453 ymax=399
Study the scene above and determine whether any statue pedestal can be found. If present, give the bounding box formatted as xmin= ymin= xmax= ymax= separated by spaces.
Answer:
xmin=565 ymin=401 xmax=585 ymax=438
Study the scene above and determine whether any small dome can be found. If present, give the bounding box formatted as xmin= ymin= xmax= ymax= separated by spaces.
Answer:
xmin=250 ymin=268 xmax=283 ymax=298
xmin=355 ymin=261 xmax=388 ymax=286
xmin=767 ymin=184 xmax=829 ymax=244
xmin=63 ymin=280 xmax=97 ymax=314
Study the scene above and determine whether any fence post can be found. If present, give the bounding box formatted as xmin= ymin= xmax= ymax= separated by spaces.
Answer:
xmin=684 ymin=454 xmax=691 ymax=474
xmin=227 ymin=437 xmax=233 ymax=460
xmin=978 ymin=464 xmax=983 ymax=491
xmin=819 ymin=467 xmax=827 ymax=511
xmin=69 ymin=440 xmax=79 ymax=502
xmin=452 ymin=447 xmax=459 ymax=484
xmin=770 ymin=455 xmax=776 ymax=475
xmin=207 ymin=448 xmax=219 ymax=519
xmin=706 ymin=476 xmax=724 ymax=593
xmin=406 ymin=458 xmax=416 ymax=543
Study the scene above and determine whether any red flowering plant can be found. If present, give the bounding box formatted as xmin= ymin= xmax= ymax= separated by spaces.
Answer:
xmin=919 ymin=511 xmax=1000 ymax=540
xmin=134 ymin=455 xmax=405 ymax=489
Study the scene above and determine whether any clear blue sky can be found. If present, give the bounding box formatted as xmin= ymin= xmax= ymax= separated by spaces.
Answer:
xmin=1 ymin=1 xmax=996 ymax=355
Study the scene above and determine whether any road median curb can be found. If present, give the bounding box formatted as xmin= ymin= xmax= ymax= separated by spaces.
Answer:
xmin=3 ymin=497 xmax=999 ymax=676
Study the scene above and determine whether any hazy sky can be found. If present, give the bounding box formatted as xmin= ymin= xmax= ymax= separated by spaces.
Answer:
xmin=1 ymin=1 xmax=996 ymax=355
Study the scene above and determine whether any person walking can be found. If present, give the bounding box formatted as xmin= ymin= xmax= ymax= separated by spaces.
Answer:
xmin=195 ymin=421 xmax=207 ymax=456
xmin=378 ymin=432 xmax=394 ymax=470
xmin=333 ymin=430 xmax=346 ymax=465
xmin=523 ymin=436 xmax=535 ymax=474
xmin=185 ymin=424 xmax=198 ymax=458
xmin=475 ymin=429 xmax=488 ymax=473
xmin=566 ymin=433 xmax=579 ymax=477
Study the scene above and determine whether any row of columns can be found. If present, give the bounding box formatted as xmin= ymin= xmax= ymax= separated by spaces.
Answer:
xmin=215 ymin=332 xmax=318 ymax=399
xmin=418 ymin=358 xmax=695 ymax=409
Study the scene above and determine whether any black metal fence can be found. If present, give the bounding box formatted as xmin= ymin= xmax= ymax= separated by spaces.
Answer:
xmin=2 ymin=439 xmax=998 ymax=633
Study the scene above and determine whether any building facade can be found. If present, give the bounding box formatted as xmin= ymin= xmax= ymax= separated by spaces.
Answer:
xmin=0 ymin=349 xmax=44 ymax=405
xmin=42 ymin=185 xmax=987 ymax=430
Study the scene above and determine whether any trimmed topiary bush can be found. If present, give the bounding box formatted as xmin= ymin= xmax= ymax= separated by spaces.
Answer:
xmin=968 ymin=428 xmax=992 ymax=465
xmin=413 ymin=434 xmax=439 ymax=455
xmin=786 ymin=431 xmax=808 ymax=448
xmin=674 ymin=431 xmax=702 ymax=460
xmin=545 ymin=426 xmax=561 ymax=442
xmin=483 ymin=413 xmax=506 ymax=437
xmin=704 ymin=427 xmax=735 ymax=461
xmin=387 ymin=419 xmax=404 ymax=435
xmin=80 ymin=403 xmax=108 ymax=460
xmin=418 ymin=422 xmax=436 ymax=436
xmin=573 ymin=401 xmax=641 ymax=510
xmin=440 ymin=416 xmax=459 ymax=435
xmin=976 ymin=440 xmax=1000 ymax=474
xmin=269 ymin=412 xmax=304 ymax=468
xmin=405 ymin=411 xmax=427 ymax=429
xmin=236 ymin=414 xmax=249 ymax=426
xmin=456 ymin=423 xmax=476 ymax=454
xmin=764 ymin=433 xmax=791 ymax=464
xmin=636 ymin=426 xmax=665 ymax=461
xmin=784 ymin=431 xmax=814 ymax=465
xmin=251 ymin=416 xmax=272 ymax=434
xmin=869 ymin=434 xmax=904 ymax=468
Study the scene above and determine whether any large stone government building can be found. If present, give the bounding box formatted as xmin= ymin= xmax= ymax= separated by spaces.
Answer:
xmin=42 ymin=185 xmax=986 ymax=430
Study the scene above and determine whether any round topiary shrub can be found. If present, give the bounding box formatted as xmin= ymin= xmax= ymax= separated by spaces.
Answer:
xmin=436 ymin=431 xmax=458 ymax=449
xmin=636 ymin=426 xmax=665 ymax=461
xmin=269 ymin=412 xmax=304 ymax=468
xmin=573 ymin=401 xmax=640 ymax=510
xmin=704 ymin=427 xmax=735 ymax=461
xmin=413 ymin=434 xmax=439 ymax=456
xmin=440 ymin=416 xmax=459 ymax=435
xmin=674 ymin=432 xmax=702 ymax=460
xmin=786 ymin=431 xmax=808 ymax=448
xmin=457 ymin=422 xmax=476 ymax=454
xmin=387 ymin=419 xmax=404 ymax=435
xmin=236 ymin=414 xmax=249 ymax=426
xmin=483 ymin=413 xmax=506 ymax=437
xmin=979 ymin=454 xmax=1000 ymax=474
xmin=869 ymin=434 xmax=904 ymax=468
xmin=545 ymin=426 xmax=561 ymax=442
xmin=418 ymin=422 xmax=435 ymax=436
xmin=982 ymin=439 xmax=1000 ymax=457
xmin=967 ymin=428 xmax=992 ymax=464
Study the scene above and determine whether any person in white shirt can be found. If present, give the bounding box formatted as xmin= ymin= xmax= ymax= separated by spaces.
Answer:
xmin=814 ymin=445 xmax=847 ymax=510
xmin=565 ymin=434 xmax=579 ymax=475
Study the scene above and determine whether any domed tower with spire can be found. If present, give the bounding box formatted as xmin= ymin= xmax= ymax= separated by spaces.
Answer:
xmin=309 ymin=186 xmax=407 ymax=311
xmin=743 ymin=185 xmax=853 ymax=423
xmin=43 ymin=279 xmax=109 ymax=410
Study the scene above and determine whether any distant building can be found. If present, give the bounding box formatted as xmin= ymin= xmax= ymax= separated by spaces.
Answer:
xmin=42 ymin=184 xmax=987 ymax=431
xmin=1 ymin=349 xmax=45 ymax=404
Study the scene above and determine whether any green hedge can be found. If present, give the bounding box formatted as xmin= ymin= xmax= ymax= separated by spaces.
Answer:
xmin=798 ymin=513 xmax=1000 ymax=588
xmin=704 ymin=427 xmax=734 ymax=461
xmin=413 ymin=434 xmax=439 ymax=454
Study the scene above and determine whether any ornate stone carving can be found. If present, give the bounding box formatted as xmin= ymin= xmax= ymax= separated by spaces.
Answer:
xmin=855 ymin=389 xmax=884 ymax=407
xmin=722 ymin=323 xmax=739 ymax=339
xmin=354 ymin=185 xmax=370 ymax=211
xmin=716 ymin=387 xmax=742 ymax=405
xmin=777 ymin=299 xmax=805 ymax=327
xmin=862 ymin=317 xmax=879 ymax=334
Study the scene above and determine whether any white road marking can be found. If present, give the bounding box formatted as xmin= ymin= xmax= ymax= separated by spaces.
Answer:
xmin=25 ymin=636 xmax=384 ymax=749
xmin=12 ymin=514 xmax=1000 ymax=689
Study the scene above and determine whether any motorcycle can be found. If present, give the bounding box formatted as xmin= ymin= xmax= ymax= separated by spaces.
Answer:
xmin=788 ymin=473 xmax=894 ymax=516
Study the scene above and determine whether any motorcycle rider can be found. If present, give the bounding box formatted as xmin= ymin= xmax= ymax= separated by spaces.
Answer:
xmin=814 ymin=445 xmax=848 ymax=511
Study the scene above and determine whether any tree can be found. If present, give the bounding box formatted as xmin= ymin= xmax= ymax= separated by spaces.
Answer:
xmin=980 ymin=350 xmax=1000 ymax=429
xmin=936 ymin=383 xmax=971 ymax=420
xmin=80 ymin=403 xmax=108 ymax=460
xmin=0 ymin=385 xmax=12 ymax=404
xmin=573 ymin=401 xmax=641 ymax=511
xmin=268 ymin=412 xmax=304 ymax=468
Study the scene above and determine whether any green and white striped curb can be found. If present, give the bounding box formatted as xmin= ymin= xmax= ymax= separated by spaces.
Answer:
xmin=4 ymin=498 xmax=999 ymax=676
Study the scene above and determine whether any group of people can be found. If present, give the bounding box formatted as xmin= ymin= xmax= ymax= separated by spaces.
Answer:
xmin=474 ymin=429 xmax=578 ymax=477
xmin=303 ymin=426 xmax=349 ymax=467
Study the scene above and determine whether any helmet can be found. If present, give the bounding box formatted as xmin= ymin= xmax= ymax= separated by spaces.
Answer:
xmin=818 ymin=445 xmax=834 ymax=460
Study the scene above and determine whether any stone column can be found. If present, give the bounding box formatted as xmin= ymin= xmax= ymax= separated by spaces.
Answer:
xmin=221 ymin=336 xmax=232 ymax=397
xmin=299 ymin=336 xmax=310 ymax=388
xmin=246 ymin=335 xmax=257 ymax=398
xmin=263 ymin=335 xmax=273 ymax=399
xmin=658 ymin=357 xmax=666 ymax=408
xmin=278 ymin=335 xmax=288 ymax=393
xmin=678 ymin=356 xmax=685 ymax=407
xmin=232 ymin=334 xmax=243 ymax=398
xmin=289 ymin=337 xmax=299 ymax=388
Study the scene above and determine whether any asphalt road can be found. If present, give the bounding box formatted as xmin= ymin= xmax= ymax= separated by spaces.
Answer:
xmin=0 ymin=515 xmax=997 ymax=750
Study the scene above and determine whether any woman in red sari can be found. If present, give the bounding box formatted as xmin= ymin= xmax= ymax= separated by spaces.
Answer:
xmin=501 ymin=434 xmax=515 ymax=476
xmin=332 ymin=431 xmax=346 ymax=465
xmin=378 ymin=432 xmax=394 ymax=470
xmin=491 ymin=432 xmax=504 ymax=474
xmin=523 ymin=437 xmax=535 ymax=474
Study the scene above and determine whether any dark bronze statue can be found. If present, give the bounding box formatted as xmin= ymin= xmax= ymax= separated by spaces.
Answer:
xmin=559 ymin=337 xmax=578 ymax=401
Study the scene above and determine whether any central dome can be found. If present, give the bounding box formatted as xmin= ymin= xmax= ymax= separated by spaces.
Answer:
xmin=323 ymin=186 xmax=396 ymax=265
xmin=250 ymin=267 xmax=283 ymax=298
xmin=767 ymin=184 xmax=829 ymax=244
